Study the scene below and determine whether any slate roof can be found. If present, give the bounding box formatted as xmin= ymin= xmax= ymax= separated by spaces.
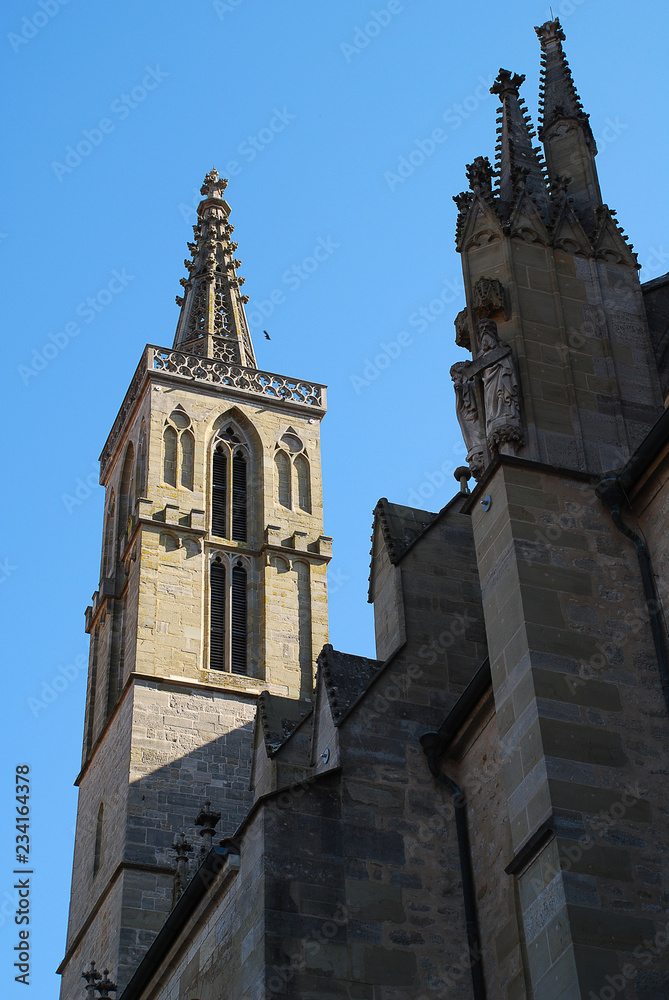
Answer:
xmin=317 ymin=644 xmax=385 ymax=725
xmin=256 ymin=691 xmax=312 ymax=756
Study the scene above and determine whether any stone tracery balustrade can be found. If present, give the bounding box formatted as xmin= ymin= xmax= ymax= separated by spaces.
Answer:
xmin=151 ymin=349 xmax=324 ymax=406
xmin=99 ymin=346 xmax=326 ymax=481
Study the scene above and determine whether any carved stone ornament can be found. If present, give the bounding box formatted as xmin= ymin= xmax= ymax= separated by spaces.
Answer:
xmin=472 ymin=276 xmax=507 ymax=320
xmin=477 ymin=319 xmax=524 ymax=449
xmin=454 ymin=308 xmax=472 ymax=351
xmin=450 ymin=361 xmax=485 ymax=478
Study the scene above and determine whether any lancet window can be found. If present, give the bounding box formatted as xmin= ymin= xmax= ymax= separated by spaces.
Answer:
xmin=211 ymin=424 xmax=248 ymax=541
xmin=209 ymin=554 xmax=249 ymax=675
xmin=163 ymin=409 xmax=195 ymax=490
xmin=274 ymin=431 xmax=311 ymax=513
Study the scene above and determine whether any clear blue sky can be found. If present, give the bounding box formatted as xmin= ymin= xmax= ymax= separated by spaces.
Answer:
xmin=1 ymin=1 xmax=667 ymax=995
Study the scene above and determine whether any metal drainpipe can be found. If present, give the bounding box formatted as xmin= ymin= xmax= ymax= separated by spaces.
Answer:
xmin=597 ymin=477 xmax=669 ymax=717
xmin=420 ymin=733 xmax=488 ymax=1000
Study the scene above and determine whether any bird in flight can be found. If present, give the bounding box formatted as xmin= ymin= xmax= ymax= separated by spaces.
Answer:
xmin=264 ymin=331 xmax=271 ymax=340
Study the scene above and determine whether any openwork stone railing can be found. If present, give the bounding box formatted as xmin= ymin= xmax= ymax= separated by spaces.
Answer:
xmin=151 ymin=349 xmax=325 ymax=407
xmin=99 ymin=345 xmax=326 ymax=480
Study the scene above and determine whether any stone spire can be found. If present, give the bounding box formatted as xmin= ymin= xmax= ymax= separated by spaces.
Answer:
xmin=490 ymin=69 xmax=549 ymax=216
xmin=535 ymin=18 xmax=602 ymax=227
xmin=173 ymin=168 xmax=257 ymax=368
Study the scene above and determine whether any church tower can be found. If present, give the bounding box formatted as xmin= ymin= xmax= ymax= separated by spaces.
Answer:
xmin=58 ymin=170 xmax=331 ymax=998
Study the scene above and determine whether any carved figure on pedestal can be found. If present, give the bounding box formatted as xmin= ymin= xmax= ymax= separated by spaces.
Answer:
xmin=450 ymin=361 xmax=485 ymax=478
xmin=477 ymin=319 xmax=524 ymax=450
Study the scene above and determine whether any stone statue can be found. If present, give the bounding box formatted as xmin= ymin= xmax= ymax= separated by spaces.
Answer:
xmin=450 ymin=361 xmax=485 ymax=478
xmin=477 ymin=319 xmax=524 ymax=449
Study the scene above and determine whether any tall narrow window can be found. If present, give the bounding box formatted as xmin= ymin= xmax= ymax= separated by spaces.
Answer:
xmin=85 ymin=629 xmax=100 ymax=758
xmin=212 ymin=451 xmax=227 ymax=537
xmin=136 ymin=424 xmax=147 ymax=498
xmin=181 ymin=430 xmax=194 ymax=490
xmin=102 ymin=492 xmax=115 ymax=578
xmin=210 ymin=561 xmax=226 ymax=671
xmin=118 ymin=443 xmax=135 ymax=552
xmin=163 ymin=425 xmax=178 ymax=487
xmin=232 ymin=452 xmax=247 ymax=541
xmin=295 ymin=453 xmax=311 ymax=513
xmin=93 ymin=803 xmax=104 ymax=876
xmin=231 ymin=562 xmax=247 ymax=675
xmin=276 ymin=450 xmax=291 ymax=509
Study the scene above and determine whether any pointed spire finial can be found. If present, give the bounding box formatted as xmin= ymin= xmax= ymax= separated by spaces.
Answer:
xmin=172 ymin=169 xmax=257 ymax=368
xmin=535 ymin=17 xmax=593 ymax=144
xmin=490 ymin=69 xmax=549 ymax=213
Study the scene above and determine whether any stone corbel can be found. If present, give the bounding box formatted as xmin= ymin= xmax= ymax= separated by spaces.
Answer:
xmin=472 ymin=276 xmax=509 ymax=323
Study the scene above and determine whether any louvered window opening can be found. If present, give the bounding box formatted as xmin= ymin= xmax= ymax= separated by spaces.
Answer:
xmin=232 ymin=452 xmax=247 ymax=541
xmin=212 ymin=451 xmax=227 ymax=537
xmin=210 ymin=562 xmax=226 ymax=671
xmin=230 ymin=564 xmax=247 ymax=675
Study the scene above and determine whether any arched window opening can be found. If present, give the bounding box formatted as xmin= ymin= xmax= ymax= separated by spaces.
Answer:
xmin=210 ymin=561 xmax=226 ymax=671
xmin=231 ymin=562 xmax=247 ymax=675
xmin=102 ymin=492 xmax=115 ymax=578
xmin=295 ymin=453 xmax=311 ymax=513
xmin=212 ymin=450 xmax=227 ymax=537
xmin=211 ymin=421 xmax=251 ymax=541
xmin=181 ymin=429 xmax=195 ymax=490
xmin=275 ymin=450 xmax=291 ymax=509
xmin=93 ymin=803 xmax=104 ymax=876
xmin=118 ymin=443 xmax=135 ymax=553
xmin=163 ymin=425 xmax=178 ymax=487
xmin=232 ymin=451 xmax=247 ymax=541
xmin=136 ymin=424 xmax=148 ymax=499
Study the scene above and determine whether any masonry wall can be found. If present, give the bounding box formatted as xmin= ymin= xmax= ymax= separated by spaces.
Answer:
xmin=470 ymin=460 xmax=669 ymax=998
xmin=455 ymin=699 xmax=529 ymax=1000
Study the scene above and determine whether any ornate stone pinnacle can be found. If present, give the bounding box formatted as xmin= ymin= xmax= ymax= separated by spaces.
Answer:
xmin=535 ymin=17 xmax=565 ymax=44
xmin=172 ymin=170 xmax=257 ymax=367
xmin=490 ymin=68 xmax=526 ymax=98
xmin=82 ymin=962 xmax=102 ymax=995
xmin=96 ymin=970 xmax=118 ymax=999
xmin=201 ymin=167 xmax=228 ymax=198
xmin=195 ymin=799 xmax=221 ymax=857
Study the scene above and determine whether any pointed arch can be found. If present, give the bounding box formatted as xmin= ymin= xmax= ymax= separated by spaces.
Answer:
xmin=118 ymin=442 xmax=135 ymax=552
xmin=209 ymin=408 xmax=259 ymax=541
xmin=295 ymin=453 xmax=311 ymax=513
xmin=102 ymin=489 xmax=116 ymax=578
xmin=163 ymin=424 xmax=178 ymax=487
xmin=275 ymin=450 xmax=291 ymax=509
xmin=136 ymin=422 xmax=148 ymax=498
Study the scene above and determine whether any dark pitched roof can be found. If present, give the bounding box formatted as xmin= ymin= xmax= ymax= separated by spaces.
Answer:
xmin=317 ymin=644 xmax=384 ymax=725
xmin=256 ymin=691 xmax=312 ymax=756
